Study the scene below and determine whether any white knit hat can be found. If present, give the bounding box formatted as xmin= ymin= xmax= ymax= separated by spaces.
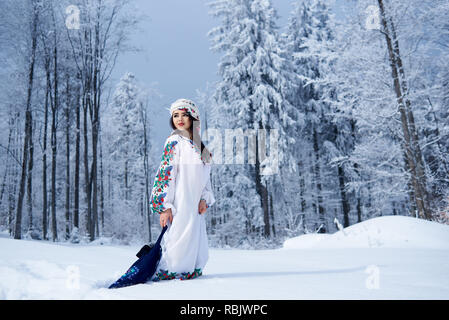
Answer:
xmin=169 ymin=98 xmax=200 ymax=120
xmin=168 ymin=98 xmax=202 ymax=138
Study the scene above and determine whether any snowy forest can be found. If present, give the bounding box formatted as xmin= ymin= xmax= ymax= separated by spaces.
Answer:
xmin=0 ymin=0 xmax=448 ymax=249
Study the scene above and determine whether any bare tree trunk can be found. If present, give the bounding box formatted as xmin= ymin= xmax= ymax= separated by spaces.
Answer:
xmin=26 ymin=117 xmax=34 ymax=234
xmin=42 ymin=60 xmax=50 ymax=240
xmin=353 ymin=162 xmax=363 ymax=223
xmin=99 ymin=127 xmax=105 ymax=233
xmin=93 ymin=9 xmax=105 ymax=239
xmin=388 ymin=13 xmax=430 ymax=219
xmin=65 ymin=75 xmax=71 ymax=240
xmin=81 ymin=17 xmax=94 ymax=240
xmin=298 ymin=160 xmax=306 ymax=213
xmin=350 ymin=118 xmax=362 ymax=223
xmin=91 ymin=103 xmax=99 ymax=240
xmin=312 ymin=127 xmax=326 ymax=233
xmin=15 ymin=0 xmax=38 ymax=239
xmin=140 ymin=194 xmax=143 ymax=217
xmin=108 ymin=167 xmax=112 ymax=222
xmin=403 ymin=150 xmax=417 ymax=216
xmin=1 ymin=114 xmax=17 ymax=232
xmin=269 ymin=190 xmax=275 ymax=237
xmin=0 ymin=172 xmax=6 ymax=215
xmin=141 ymin=103 xmax=152 ymax=242
xmin=0 ymin=118 xmax=14 ymax=209
xmin=51 ymin=92 xmax=58 ymax=241
xmin=297 ymin=159 xmax=307 ymax=232
xmin=88 ymin=13 xmax=102 ymax=240
xmin=74 ymin=79 xmax=80 ymax=230
xmin=356 ymin=191 xmax=362 ymax=223
xmin=337 ymin=164 xmax=350 ymax=227
xmin=124 ymin=160 xmax=128 ymax=201
xmin=377 ymin=0 xmax=429 ymax=220
xmin=0 ymin=165 xmax=7 ymax=212
xmin=50 ymin=26 xmax=58 ymax=242
xmin=333 ymin=126 xmax=350 ymax=227
xmin=255 ymin=122 xmax=270 ymax=238
xmin=83 ymin=94 xmax=92 ymax=239
xmin=9 ymin=121 xmax=19 ymax=236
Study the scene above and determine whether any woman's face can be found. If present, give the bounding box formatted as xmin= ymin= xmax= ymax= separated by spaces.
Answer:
xmin=172 ymin=109 xmax=191 ymax=131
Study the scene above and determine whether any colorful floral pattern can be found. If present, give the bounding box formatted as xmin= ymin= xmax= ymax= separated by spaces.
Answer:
xmin=152 ymin=269 xmax=178 ymax=281
xmin=151 ymin=140 xmax=178 ymax=214
xmin=151 ymin=268 xmax=202 ymax=281
xmin=180 ymin=268 xmax=202 ymax=280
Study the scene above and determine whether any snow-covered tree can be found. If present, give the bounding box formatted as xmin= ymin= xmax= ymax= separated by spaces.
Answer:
xmin=326 ymin=0 xmax=448 ymax=223
xmin=282 ymin=0 xmax=347 ymax=233
xmin=102 ymin=72 xmax=150 ymax=241
xmin=208 ymin=0 xmax=296 ymax=245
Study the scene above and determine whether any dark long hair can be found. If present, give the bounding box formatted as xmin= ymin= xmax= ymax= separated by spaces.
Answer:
xmin=169 ymin=113 xmax=212 ymax=164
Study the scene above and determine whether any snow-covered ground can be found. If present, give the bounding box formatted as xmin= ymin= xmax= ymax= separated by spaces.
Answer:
xmin=1 ymin=215 xmax=448 ymax=300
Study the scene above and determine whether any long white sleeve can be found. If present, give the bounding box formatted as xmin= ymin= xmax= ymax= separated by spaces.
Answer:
xmin=151 ymin=136 xmax=179 ymax=215
xmin=200 ymin=172 xmax=215 ymax=207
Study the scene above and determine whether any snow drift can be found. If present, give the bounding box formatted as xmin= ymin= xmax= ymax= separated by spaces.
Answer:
xmin=282 ymin=216 xmax=449 ymax=250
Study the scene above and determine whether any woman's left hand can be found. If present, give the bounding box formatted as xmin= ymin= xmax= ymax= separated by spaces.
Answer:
xmin=198 ymin=200 xmax=207 ymax=215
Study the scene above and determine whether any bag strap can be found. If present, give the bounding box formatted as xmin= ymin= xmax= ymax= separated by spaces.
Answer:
xmin=155 ymin=225 xmax=168 ymax=247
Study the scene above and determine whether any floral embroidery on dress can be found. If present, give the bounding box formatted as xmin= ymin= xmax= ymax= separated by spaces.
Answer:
xmin=151 ymin=140 xmax=178 ymax=214
xmin=151 ymin=268 xmax=202 ymax=281
xmin=152 ymin=269 xmax=178 ymax=281
xmin=180 ymin=268 xmax=202 ymax=280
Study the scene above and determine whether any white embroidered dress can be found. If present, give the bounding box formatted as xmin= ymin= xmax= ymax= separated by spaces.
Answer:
xmin=150 ymin=132 xmax=215 ymax=277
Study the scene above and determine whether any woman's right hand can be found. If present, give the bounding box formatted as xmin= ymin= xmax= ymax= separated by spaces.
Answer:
xmin=160 ymin=208 xmax=173 ymax=227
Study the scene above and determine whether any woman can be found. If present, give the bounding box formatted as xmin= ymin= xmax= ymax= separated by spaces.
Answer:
xmin=151 ymin=98 xmax=215 ymax=281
